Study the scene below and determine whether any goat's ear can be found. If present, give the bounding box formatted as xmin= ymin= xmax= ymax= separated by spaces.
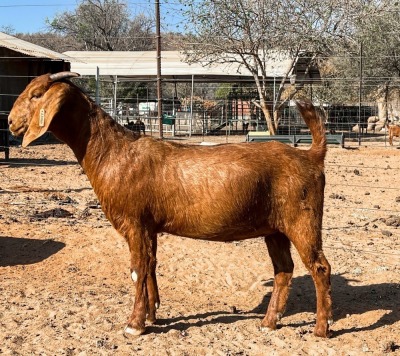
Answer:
xmin=22 ymin=85 xmax=65 ymax=148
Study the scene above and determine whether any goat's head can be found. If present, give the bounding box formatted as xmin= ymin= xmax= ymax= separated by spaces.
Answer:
xmin=8 ymin=72 xmax=80 ymax=147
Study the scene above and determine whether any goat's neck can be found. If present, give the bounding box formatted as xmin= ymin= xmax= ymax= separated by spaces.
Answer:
xmin=51 ymin=97 xmax=127 ymax=177
xmin=81 ymin=108 xmax=126 ymax=176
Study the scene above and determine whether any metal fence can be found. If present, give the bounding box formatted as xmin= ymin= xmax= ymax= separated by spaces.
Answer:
xmin=0 ymin=115 xmax=9 ymax=159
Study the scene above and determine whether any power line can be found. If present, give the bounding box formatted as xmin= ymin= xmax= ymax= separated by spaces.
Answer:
xmin=0 ymin=4 xmax=76 ymax=7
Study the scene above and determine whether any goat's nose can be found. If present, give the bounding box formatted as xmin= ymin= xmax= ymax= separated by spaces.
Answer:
xmin=8 ymin=115 xmax=12 ymax=126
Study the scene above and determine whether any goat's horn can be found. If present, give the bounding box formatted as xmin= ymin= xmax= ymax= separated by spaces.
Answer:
xmin=49 ymin=72 xmax=80 ymax=82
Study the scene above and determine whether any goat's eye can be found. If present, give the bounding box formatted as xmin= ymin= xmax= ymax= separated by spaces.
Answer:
xmin=30 ymin=93 xmax=41 ymax=100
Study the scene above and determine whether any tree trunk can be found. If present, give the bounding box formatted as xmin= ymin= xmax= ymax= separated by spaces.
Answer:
xmin=260 ymin=101 xmax=276 ymax=135
xmin=253 ymin=75 xmax=276 ymax=135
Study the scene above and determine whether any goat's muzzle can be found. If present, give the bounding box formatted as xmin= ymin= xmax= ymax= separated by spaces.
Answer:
xmin=8 ymin=115 xmax=27 ymax=137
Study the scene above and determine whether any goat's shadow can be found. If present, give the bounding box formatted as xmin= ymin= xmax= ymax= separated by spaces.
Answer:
xmin=0 ymin=157 xmax=77 ymax=167
xmin=148 ymin=274 xmax=399 ymax=337
xmin=0 ymin=236 xmax=65 ymax=266
xmin=0 ymin=187 xmax=92 ymax=195
xmin=343 ymin=146 xmax=359 ymax=151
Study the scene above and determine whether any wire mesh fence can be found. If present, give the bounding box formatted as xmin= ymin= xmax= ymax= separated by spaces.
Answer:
xmin=1 ymin=73 xmax=400 ymax=161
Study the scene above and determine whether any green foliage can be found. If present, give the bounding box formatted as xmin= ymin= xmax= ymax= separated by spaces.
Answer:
xmin=118 ymin=82 xmax=151 ymax=103
xmin=215 ymin=84 xmax=233 ymax=99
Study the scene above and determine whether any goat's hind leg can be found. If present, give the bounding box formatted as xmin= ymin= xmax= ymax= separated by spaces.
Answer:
xmin=261 ymin=232 xmax=294 ymax=331
xmin=292 ymin=238 xmax=332 ymax=338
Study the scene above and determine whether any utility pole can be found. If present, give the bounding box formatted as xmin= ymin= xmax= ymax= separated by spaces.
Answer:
xmin=155 ymin=0 xmax=163 ymax=138
xmin=358 ymin=42 xmax=363 ymax=146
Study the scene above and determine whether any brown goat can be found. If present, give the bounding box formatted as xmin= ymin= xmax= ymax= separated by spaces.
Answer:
xmin=8 ymin=72 xmax=332 ymax=338
xmin=386 ymin=123 xmax=400 ymax=145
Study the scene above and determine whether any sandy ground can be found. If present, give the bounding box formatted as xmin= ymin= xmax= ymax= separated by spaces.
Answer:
xmin=0 ymin=138 xmax=399 ymax=355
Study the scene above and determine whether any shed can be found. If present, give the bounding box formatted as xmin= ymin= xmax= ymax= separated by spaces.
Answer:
xmin=63 ymin=50 xmax=320 ymax=83
xmin=0 ymin=31 xmax=72 ymax=159
xmin=63 ymin=50 xmax=321 ymax=121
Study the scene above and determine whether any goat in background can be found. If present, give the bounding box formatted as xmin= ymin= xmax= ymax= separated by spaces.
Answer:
xmin=386 ymin=123 xmax=400 ymax=146
xmin=8 ymin=72 xmax=333 ymax=338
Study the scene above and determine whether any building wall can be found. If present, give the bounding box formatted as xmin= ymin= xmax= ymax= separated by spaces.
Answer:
xmin=0 ymin=47 xmax=70 ymax=158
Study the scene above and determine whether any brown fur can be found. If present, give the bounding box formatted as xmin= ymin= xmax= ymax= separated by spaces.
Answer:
xmin=8 ymin=72 xmax=332 ymax=338
xmin=386 ymin=123 xmax=400 ymax=145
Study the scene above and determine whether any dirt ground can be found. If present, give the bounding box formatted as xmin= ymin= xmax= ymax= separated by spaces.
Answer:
xmin=0 ymin=138 xmax=399 ymax=355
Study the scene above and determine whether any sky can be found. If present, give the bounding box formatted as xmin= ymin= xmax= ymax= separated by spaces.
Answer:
xmin=0 ymin=1 xmax=77 ymax=33
xmin=0 ymin=0 xmax=184 ymax=34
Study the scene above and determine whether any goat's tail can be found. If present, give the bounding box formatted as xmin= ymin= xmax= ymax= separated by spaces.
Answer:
xmin=295 ymin=99 xmax=327 ymax=161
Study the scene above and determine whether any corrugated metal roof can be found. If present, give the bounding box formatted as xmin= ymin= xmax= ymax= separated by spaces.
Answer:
xmin=0 ymin=32 xmax=319 ymax=83
xmin=0 ymin=31 xmax=72 ymax=61
xmin=63 ymin=50 xmax=315 ymax=83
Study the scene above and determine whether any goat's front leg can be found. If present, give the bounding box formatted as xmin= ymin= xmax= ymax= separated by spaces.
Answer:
xmin=262 ymin=233 xmax=294 ymax=331
xmin=124 ymin=231 xmax=156 ymax=337
xmin=145 ymin=234 xmax=160 ymax=325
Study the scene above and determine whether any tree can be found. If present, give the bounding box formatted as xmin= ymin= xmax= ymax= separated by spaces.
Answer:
xmin=0 ymin=25 xmax=15 ymax=35
xmin=357 ymin=2 xmax=400 ymax=121
xmin=46 ymin=0 xmax=157 ymax=105
xmin=308 ymin=1 xmax=400 ymax=124
xmin=48 ymin=0 xmax=154 ymax=51
xmin=334 ymin=2 xmax=400 ymax=102
xmin=16 ymin=32 xmax=85 ymax=53
xmin=180 ymin=0 xmax=379 ymax=134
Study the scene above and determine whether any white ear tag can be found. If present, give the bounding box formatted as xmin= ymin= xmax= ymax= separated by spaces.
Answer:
xmin=39 ymin=108 xmax=45 ymax=127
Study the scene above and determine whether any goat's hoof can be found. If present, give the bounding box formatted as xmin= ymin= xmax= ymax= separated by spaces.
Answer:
xmin=260 ymin=317 xmax=277 ymax=332
xmin=146 ymin=315 xmax=157 ymax=325
xmin=123 ymin=325 xmax=145 ymax=337
xmin=313 ymin=325 xmax=332 ymax=338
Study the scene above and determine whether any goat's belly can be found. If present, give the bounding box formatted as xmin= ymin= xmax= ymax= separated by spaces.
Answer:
xmin=163 ymin=224 xmax=277 ymax=242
